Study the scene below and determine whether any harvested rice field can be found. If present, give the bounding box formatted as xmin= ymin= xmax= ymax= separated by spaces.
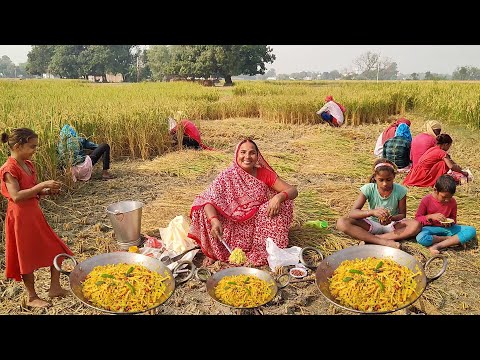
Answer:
xmin=1 ymin=115 xmax=479 ymax=315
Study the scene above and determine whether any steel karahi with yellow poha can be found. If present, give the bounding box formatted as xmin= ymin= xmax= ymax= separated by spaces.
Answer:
xmin=329 ymin=257 xmax=421 ymax=312
xmin=82 ymin=263 xmax=172 ymax=313
xmin=214 ymin=274 xmax=275 ymax=308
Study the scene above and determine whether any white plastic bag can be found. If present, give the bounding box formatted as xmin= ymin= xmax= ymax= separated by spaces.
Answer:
xmin=159 ymin=215 xmax=196 ymax=254
xmin=266 ymin=237 xmax=302 ymax=271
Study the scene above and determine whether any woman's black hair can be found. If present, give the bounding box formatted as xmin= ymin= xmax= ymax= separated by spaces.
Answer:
xmin=239 ymin=137 xmax=259 ymax=152
xmin=434 ymin=174 xmax=456 ymax=195
xmin=369 ymin=158 xmax=398 ymax=183
xmin=436 ymin=134 xmax=453 ymax=145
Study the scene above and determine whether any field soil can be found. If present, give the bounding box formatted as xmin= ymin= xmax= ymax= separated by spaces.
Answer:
xmin=1 ymin=116 xmax=479 ymax=315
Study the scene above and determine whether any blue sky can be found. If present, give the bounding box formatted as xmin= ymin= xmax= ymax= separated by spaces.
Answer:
xmin=2 ymin=45 xmax=480 ymax=75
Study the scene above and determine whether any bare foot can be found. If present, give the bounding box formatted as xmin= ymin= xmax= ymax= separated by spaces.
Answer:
xmin=384 ymin=239 xmax=401 ymax=250
xmin=358 ymin=241 xmax=366 ymax=246
xmin=48 ymin=288 xmax=70 ymax=298
xmin=27 ymin=297 xmax=51 ymax=308
xmin=428 ymin=246 xmax=441 ymax=255
xmin=202 ymin=257 xmax=216 ymax=267
xmin=102 ymin=173 xmax=116 ymax=180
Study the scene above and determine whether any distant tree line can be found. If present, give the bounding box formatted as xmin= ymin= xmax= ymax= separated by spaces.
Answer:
xmin=0 ymin=55 xmax=29 ymax=78
xmin=244 ymin=51 xmax=480 ymax=82
xmin=3 ymin=45 xmax=275 ymax=85
xmin=1 ymin=47 xmax=480 ymax=82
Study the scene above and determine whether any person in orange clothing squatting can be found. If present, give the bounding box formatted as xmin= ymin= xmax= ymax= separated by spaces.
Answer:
xmin=0 ymin=128 xmax=73 ymax=308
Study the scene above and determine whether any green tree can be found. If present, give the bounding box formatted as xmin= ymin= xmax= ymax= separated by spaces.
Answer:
xmin=452 ymin=66 xmax=480 ymax=80
xmin=77 ymin=45 xmax=134 ymax=81
xmin=320 ymin=70 xmax=341 ymax=80
xmin=379 ymin=61 xmax=398 ymax=80
xmin=170 ymin=45 xmax=213 ymax=80
xmin=453 ymin=66 xmax=468 ymax=80
xmin=48 ymin=45 xmax=85 ymax=78
xmin=145 ymin=45 xmax=275 ymax=85
xmin=125 ymin=46 xmax=151 ymax=82
xmin=147 ymin=45 xmax=172 ymax=81
xmin=424 ymin=71 xmax=447 ymax=80
xmin=0 ymin=55 xmax=16 ymax=77
xmin=210 ymin=45 xmax=275 ymax=86
xmin=26 ymin=45 xmax=56 ymax=76
xmin=26 ymin=45 xmax=136 ymax=80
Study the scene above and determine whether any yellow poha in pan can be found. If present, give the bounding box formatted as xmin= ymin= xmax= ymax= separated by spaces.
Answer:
xmin=214 ymin=274 xmax=275 ymax=308
xmin=329 ymin=257 xmax=421 ymax=312
xmin=82 ymin=263 xmax=172 ymax=313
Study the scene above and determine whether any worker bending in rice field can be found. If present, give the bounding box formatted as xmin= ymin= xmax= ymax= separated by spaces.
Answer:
xmin=168 ymin=117 xmax=213 ymax=150
xmin=57 ymin=124 xmax=115 ymax=181
xmin=316 ymin=95 xmax=346 ymax=127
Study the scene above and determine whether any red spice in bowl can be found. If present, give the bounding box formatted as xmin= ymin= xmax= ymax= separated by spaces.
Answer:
xmin=289 ymin=267 xmax=307 ymax=278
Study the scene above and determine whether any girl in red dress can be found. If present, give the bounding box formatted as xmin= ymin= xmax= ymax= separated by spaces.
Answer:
xmin=1 ymin=128 xmax=73 ymax=308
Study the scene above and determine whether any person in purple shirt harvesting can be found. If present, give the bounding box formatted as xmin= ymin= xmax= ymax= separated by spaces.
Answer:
xmin=415 ymin=174 xmax=476 ymax=255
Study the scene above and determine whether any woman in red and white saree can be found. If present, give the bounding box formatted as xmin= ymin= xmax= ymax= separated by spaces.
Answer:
xmin=188 ymin=138 xmax=298 ymax=266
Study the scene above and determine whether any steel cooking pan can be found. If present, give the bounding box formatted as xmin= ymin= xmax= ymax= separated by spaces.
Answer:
xmin=53 ymin=252 xmax=195 ymax=314
xmin=301 ymin=244 xmax=447 ymax=314
xmin=199 ymin=266 xmax=289 ymax=309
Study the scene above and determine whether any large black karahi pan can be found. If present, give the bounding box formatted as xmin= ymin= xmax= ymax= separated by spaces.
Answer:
xmin=301 ymin=244 xmax=447 ymax=314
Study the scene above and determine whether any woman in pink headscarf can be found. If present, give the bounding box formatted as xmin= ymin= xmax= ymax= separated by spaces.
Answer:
xmin=410 ymin=120 xmax=442 ymax=167
xmin=188 ymin=138 xmax=298 ymax=266
xmin=374 ymin=118 xmax=411 ymax=157
xmin=316 ymin=95 xmax=346 ymax=127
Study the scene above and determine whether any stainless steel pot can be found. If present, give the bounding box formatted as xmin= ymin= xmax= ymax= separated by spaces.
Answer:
xmin=53 ymin=252 xmax=195 ymax=314
xmin=200 ymin=266 xmax=289 ymax=309
xmin=303 ymin=244 xmax=447 ymax=314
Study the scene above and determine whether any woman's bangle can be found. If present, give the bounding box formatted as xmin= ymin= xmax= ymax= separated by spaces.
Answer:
xmin=281 ymin=191 xmax=289 ymax=200
xmin=207 ymin=215 xmax=219 ymax=224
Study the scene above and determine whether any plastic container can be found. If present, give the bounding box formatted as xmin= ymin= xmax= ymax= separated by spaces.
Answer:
xmin=305 ymin=220 xmax=328 ymax=229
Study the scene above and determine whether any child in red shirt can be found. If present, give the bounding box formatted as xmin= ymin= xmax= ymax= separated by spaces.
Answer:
xmin=415 ymin=175 xmax=476 ymax=254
